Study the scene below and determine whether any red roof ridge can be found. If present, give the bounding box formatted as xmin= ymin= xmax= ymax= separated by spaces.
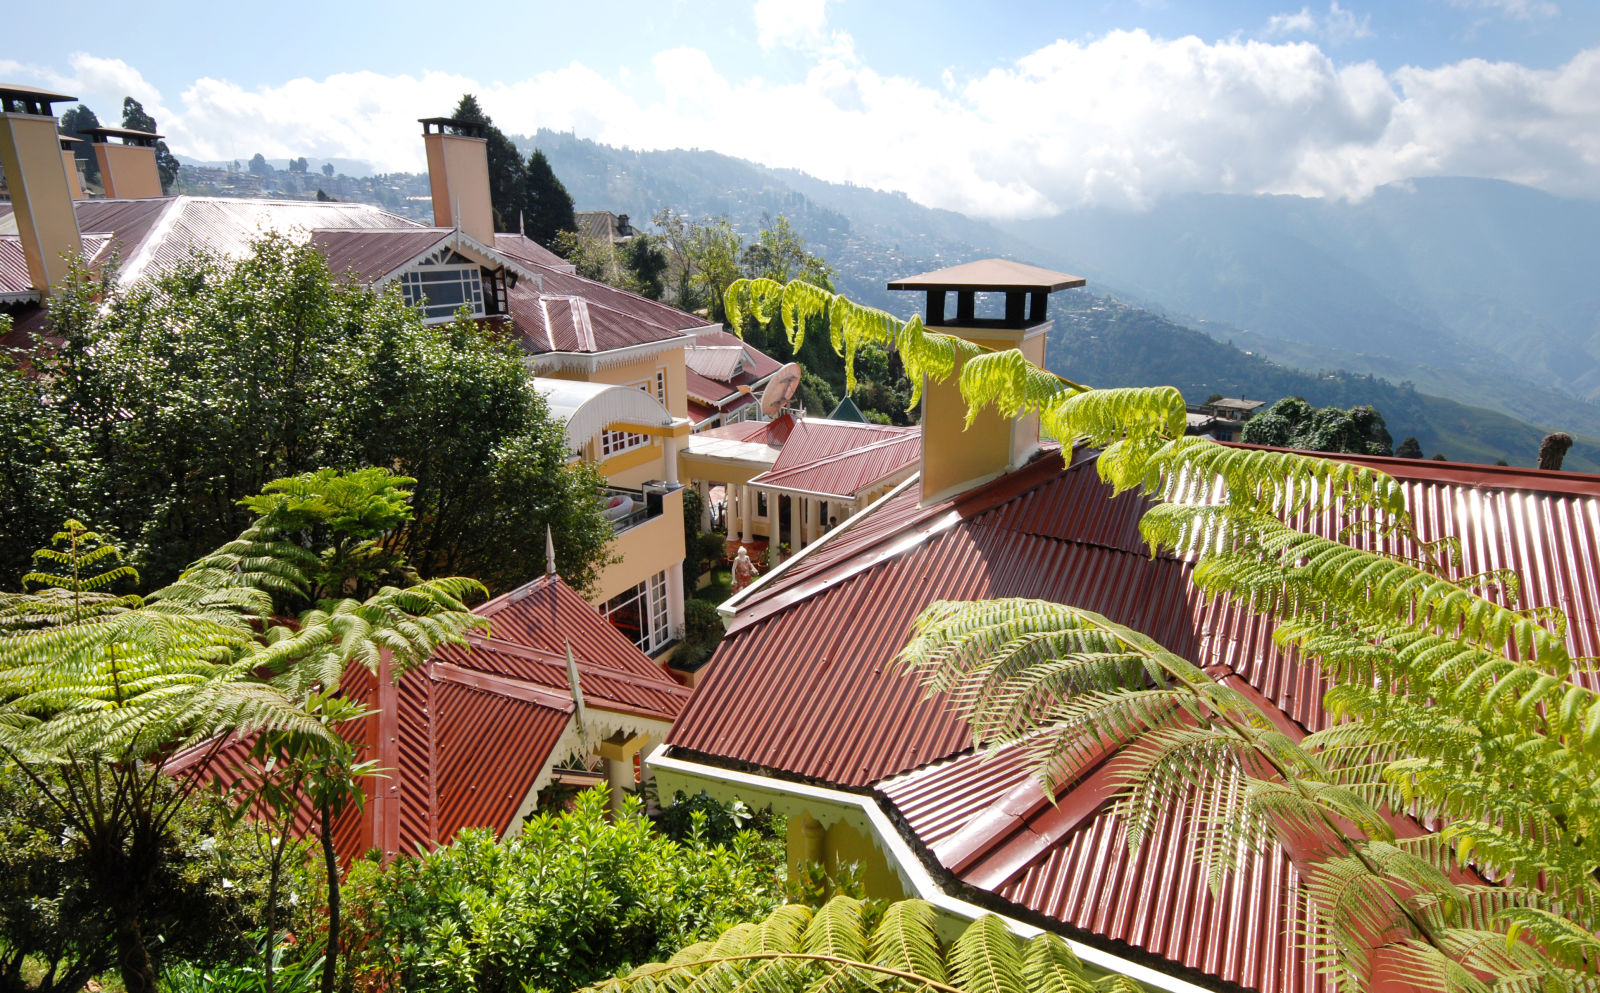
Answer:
xmin=461 ymin=631 xmax=690 ymax=698
xmin=1225 ymin=442 xmax=1600 ymax=496
xmin=430 ymin=659 xmax=576 ymax=712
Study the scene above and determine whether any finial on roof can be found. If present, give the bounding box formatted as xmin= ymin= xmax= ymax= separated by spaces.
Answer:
xmin=565 ymin=640 xmax=587 ymax=735
xmin=520 ymin=209 xmax=526 ymax=239
xmin=546 ymin=525 xmax=557 ymax=576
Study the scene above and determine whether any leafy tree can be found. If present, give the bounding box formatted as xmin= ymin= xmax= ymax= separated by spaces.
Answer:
xmin=588 ymin=896 xmax=1132 ymax=993
xmin=57 ymin=104 xmax=101 ymax=184
xmin=1395 ymin=435 xmax=1423 ymax=458
xmin=796 ymin=371 xmax=837 ymax=417
xmin=0 ymin=235 xmax=611 ymax=595
xmin=248 ymin=153 xmax=273 ymax=176
xmin=522 ymin=148 xmax=576 ymax=247
xmin=1240 ymin=396 xmax=1393 ymax=455
xmin=450 ymin=95 xmax=527 ymax=233
xmin=314 ymin=188 xmax=336 ymax=202
xmin=553 ymin=229 xmax=624 ymax=284
xmin=338 ymin=788 xmax=784 ymax=993
xmin=623 ymin=232 xmax=670 ymax=300
xmin=0 ymin=484 xmax=483 ymax=993
xmin=120 ymin=97 xmax=180 ymax=193
xmin=0 ymin=766 xmax=284 ymax=993
xmin=721 ymin=276 xmax=1600 ymax=993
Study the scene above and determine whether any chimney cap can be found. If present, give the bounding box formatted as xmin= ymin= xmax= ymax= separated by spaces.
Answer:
xmin=887 ymin=258 xmax=1085 ymax=294
xmin=0 ymin=84 xmax=78 ymax=116
xmin=418 ymin=117 xmax=486 ymax=139
xmin=84 ymin=126 xmax=163 ymax=145
xmin=58 ymin=134 xmax=84 ymax=147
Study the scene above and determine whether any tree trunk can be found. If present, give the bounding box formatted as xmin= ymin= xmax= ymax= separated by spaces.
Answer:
xmin=320 ymin=798 xmax=340 ymax=993
xmin=115 ymin=912 xmax=158 ymax=993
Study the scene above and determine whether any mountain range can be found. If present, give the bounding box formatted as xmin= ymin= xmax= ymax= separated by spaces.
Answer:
xmin=515 ymin=130 xmax=1600 ymax=470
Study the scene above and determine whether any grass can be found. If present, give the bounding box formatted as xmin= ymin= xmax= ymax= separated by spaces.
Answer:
xmin=696 ymin=568 xmax=733 ymax=604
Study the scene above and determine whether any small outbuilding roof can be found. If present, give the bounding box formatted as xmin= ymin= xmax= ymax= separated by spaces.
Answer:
xmin=886 ymin=258 xmax=1085 ymax=293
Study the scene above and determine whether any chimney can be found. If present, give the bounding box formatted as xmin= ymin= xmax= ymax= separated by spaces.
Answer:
xmin=58 ymin=135 xmax=85 ymax=199
xmin=887 ymin=259 xmax=1086 ymax=504
xmin=87 ymin=126 xmax=163 ymax=199
xmin=419 ymin=117 xmax=495 ymax=244
xmin=0 ymin=85 xmax=84 ymax=296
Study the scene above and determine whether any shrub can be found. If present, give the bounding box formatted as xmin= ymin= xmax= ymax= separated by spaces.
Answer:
xmin=673 ymin=598 xmax=726 ymax=671
xmin=339 ymin=788 xmax=784 ymax=993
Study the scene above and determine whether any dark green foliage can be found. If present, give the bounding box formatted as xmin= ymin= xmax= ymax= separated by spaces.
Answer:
xmin=1395 ymin=436 xmax=1423 ymax=459
xmin=796 ymin=371 xmax=838 ymax=418
xmin=120 ymin=98 xmax=179 ymax=193
xmin=675 ymin=598 xmax=725 ymax=671
xmin=523 ymin=149 xmax=577 ymax=247
xmin=248 ymin=153 xmax=272 ymax=176
xmin=56 ymin=105 xmax=100 ymax=184
xmin=338 ymin=788 xmax=784 ymax=993
xmin=651 ymin=790 xmax=779 ymax=847
xmin=1046 ymin=297 xmax=1597 ymax=470
xmin=0 ymin=769 xmax=284 ymax=993
xmin=450 ymin=95 xmax=528 ymax=234
xmin=623 ymin=233 xmax=670 ymax=300
xmin=1240 ymin=397 xmax=1393 ymax=455
xmin=0 ymin=236 xmax=610 ymax=595
xmin=321 ymin=163 xmax=333 ymax=177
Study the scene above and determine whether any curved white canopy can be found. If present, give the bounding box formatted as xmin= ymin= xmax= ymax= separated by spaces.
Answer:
xmin=532 ymin=377 xmax=674 ymax=450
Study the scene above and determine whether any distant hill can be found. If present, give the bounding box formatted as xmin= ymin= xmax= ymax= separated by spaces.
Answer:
xmin=1000 ymin=179 xmax=1600 ymax=438
xmin=174 ymin=130 xmax=1600 ymax=471
xmin=1051 ymin=295 xmax=1600 ymax=472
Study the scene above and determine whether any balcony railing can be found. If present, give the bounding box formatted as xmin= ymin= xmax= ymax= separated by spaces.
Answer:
xmin=600 ymin=481 xmax=679 ymax=537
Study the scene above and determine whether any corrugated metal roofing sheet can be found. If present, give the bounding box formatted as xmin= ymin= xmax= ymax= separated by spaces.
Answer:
xmin=751 ymin=433 xmax=921 ymax=498
xmin=309 ymin=228 xmax=450 ymax=282
xmin=671 ymin=443 xmax=1600 ymax=993
xmin=174 ymin=574 xmax=683 ymax=863
xmin=493 ymin=232 xmax=574 ymax=272
xmin=685 ymin=345 xmax=747 ymax=381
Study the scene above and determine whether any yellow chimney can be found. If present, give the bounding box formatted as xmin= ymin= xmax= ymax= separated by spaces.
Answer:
xmin=87 ymin=126 xmax=163 ymax=199
xmin=0 ymin=85 xmax=84 ymax=296
xmin=887 ymin=259 xmax=1086 ymax=504
xmin=419 ymin=117 xmax=495 ymax=244
xmin=59 ymin=135 xmax=85 ymax=199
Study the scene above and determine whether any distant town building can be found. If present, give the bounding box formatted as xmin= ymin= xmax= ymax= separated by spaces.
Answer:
xmin=1185 ymin=395 xmax=1265 ymax=442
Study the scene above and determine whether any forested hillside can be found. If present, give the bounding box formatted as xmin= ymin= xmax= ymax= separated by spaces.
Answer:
xmin=1053 ymin=295 xmax=1600 ymax=471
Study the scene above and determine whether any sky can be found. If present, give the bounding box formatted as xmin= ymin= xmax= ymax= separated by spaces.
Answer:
xmin=5 ymin=0 xmax=1598 ymax=218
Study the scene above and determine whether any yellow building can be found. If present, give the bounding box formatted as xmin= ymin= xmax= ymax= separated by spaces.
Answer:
xmin=0 ymin=86 xmax=720 ymax=659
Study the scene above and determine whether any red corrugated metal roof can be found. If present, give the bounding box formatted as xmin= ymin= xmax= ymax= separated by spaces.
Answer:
xmin=309 ymin=228 xmax=450 ymax=282
xmin=670 ymin=444 xmax=1600 ymax=993
xmin=493 ymin=233 xmax=574 ymax=272
xmin=0 ymin=237 xmax=32 ymax=295
xmin=878 ymin=687 xmax=1326 ymax=993
xmin=751 ymin=432 xmax=921 ymax=498
xmin=507 ymin=263 xmax=711 ymax=356
xmin=173 ymin=574 xmax=685 ymax=863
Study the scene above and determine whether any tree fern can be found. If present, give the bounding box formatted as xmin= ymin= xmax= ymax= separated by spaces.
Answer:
xmin=584 ymin=898 xmax=1118 ymax=993
xmin=714 ymin=281 xmax=1600 ymax=991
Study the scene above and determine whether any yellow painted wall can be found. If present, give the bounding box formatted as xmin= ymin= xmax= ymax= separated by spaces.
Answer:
xmin=547 ymin=351 xmax=688 ymax=420
xmin=593 ymin=487 xmax=685 ymax=603
xmin=600 ymin=440 xmax=667 ymax=488
xmin=0 ymin=113 xmax=82 ymax=294
xmin=919 ymin=324 xmax=1048 ymax=504
xmin=423 ymin=132 xmax=494 ymax=245
xmin=93 ymin=143 xmax=161 ymax=199
xmin=61 ymin=150 xmax=84 ymax=199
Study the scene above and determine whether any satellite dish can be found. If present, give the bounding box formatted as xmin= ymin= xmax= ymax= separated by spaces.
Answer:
xmin=760 ymin=363 xmax=802 ymax=417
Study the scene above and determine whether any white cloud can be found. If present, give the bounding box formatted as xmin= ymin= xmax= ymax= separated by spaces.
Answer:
xmin=754 ymin=0 xmax=830 ymax=51
xmin=10 ymin=33 xmax=1600 ymax=218
xmin=1264 ymin=2 xmax=1372 ymax=45
xmin=1447 ymin=0 xmax=1560 ymax=20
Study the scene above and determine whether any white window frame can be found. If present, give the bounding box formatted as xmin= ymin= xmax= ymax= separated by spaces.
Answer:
xmin=600 ymin=427 xmax=651 ymax=458
xmin=600 ymin=569 xmax=671 ymax=654
xmin=397 ymin=248 xmax=486 ymax=323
